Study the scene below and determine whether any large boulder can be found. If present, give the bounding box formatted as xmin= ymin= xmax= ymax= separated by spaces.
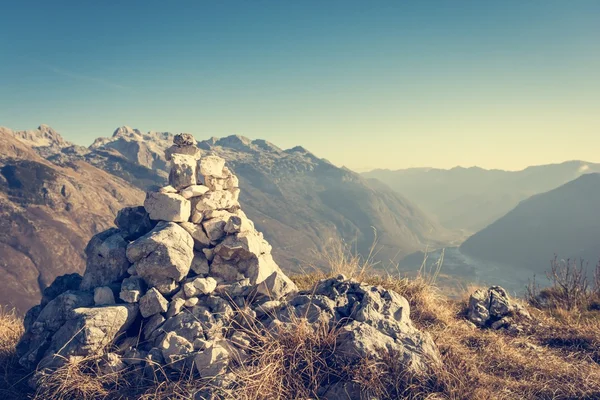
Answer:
xmin=144 ymin=192 xmax=191 ymax=222
xmin=273 ymin=276 xmax=440 ymax=375
xmin=198 ymin=155 xmax=226 ymax=178
xmin=80 ymin=229 xmax=130 ymax=290
xmin=41 ymin=304 xmax=138 ymax=368
xmin=126 ymin=222 xmax=194 ymax=287
xmin=17 ymin=291 xmax=95 ymax=369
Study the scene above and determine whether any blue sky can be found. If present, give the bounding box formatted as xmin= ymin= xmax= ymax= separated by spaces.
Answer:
xmin=1 ymin=1 xmax=599 ymax=171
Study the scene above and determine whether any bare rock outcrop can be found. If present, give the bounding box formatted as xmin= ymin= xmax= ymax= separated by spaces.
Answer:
xmin=467 ymin=286 xmax=531 ymax=331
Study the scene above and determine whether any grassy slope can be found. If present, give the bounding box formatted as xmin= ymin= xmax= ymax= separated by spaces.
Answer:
xmin=1 ymin=271 xmax=599 ymax=400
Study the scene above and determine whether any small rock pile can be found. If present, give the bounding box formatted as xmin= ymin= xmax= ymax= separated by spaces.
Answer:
xmin=467 ymin=286 xmax=531 ymax=332
xmin=17 ymin=134 xmax=440 ymax=395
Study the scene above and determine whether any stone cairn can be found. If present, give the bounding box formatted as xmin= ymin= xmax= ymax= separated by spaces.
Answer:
xmin=17 ymin=134 xmax=440 ymax=396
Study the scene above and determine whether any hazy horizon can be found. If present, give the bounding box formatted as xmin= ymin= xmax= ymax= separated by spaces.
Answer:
xmin=2 ymin=1 xmax=599 ymax=171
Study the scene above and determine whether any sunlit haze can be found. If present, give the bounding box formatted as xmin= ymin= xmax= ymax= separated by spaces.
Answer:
xmin=1 ymin=1 xmax=599 ymax=171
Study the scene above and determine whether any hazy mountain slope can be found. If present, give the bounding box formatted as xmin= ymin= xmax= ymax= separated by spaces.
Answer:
xmin=0 ymin=129 xmax=144 ymax=313
xmin=364 ymin=162 xmax=600 ymax=233
xmin=460 ymin=173 xmax=600 ymax=276
xmin=90 ymin=129 xmax=458 ymax=271
xmin=89 ymin=126 xmax=173 ymax=178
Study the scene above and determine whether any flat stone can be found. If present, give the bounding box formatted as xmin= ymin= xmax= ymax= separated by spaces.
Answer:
xmin=180 ymin=185 xmax=210 ymax=199
xmin=166 ymin=144 xmax=201 ymax=161
xmin=144 ymin=192 xmax=191 ymax=222
xmin=139 ymin=288 xmax=169 ymax=318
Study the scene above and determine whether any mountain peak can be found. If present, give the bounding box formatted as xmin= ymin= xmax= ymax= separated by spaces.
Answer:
xmin=112 ymin=126 xmax=142 ymax=137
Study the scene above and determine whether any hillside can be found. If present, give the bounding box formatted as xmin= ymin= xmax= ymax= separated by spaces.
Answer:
xmin=460 ymin=173 xmax=600 ymax=276
xmin=365 ymin=162 xmax=600 ymax=233
xmin=0 ymin=127 xmax=144 ymax=313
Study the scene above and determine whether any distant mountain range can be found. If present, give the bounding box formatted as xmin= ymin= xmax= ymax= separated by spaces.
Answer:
xmin=0 ymin=125 xmax=457 ymax=313
xmin=460 ymin=173 xmax=600 ymax=277
xmin=364 ymin=162 xmax=600 ymax=233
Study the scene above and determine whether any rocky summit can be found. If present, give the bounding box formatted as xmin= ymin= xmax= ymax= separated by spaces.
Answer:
xmin=16 ymin=134 xmax=440 ymax=397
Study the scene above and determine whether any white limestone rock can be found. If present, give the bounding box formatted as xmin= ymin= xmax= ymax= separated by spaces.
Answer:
xmin=126 ymin=222 xmax=194 ymax=287
xmin=198 ymin=155 xmax=226 ymax=178
xmin=194 ymin=343 xmax=230 ymax=378
xmin=183 ymin=277 xmax=217 ymax=297
xmin=159 ymin=332 xmax=194 ymax=371
xmin=184 ymin=297 xmax=199 ymax=307
xmin=180 ymin=184 xmax=210 ymax=199
xmin=169 ymin=154 xmax=198 ymax=190
xmin=41 ymin=304 xmax=138 ymax=368
xmin=139 ymin=288 xmax=169 ymax=318
xmin=213 ymin=231 xmax=279 ymax=284
xmin=194 ymin=190 xmax=240 ymax=212
xmin=144 ymin=192 xmax=191 ymax=222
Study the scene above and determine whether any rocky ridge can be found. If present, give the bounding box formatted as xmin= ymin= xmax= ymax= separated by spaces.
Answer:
xmin=17 ymin=134 xmax=440 ymax=398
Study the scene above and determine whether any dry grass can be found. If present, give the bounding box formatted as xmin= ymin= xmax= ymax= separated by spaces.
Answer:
xmin=2 ymin=243 xmax=600 ymax=399
xmin=0 ymin=308 xmax=31 ymax=400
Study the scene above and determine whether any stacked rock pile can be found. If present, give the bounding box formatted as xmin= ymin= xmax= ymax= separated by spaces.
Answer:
xmin=17 ymin=134 xmax=440 ymax=397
